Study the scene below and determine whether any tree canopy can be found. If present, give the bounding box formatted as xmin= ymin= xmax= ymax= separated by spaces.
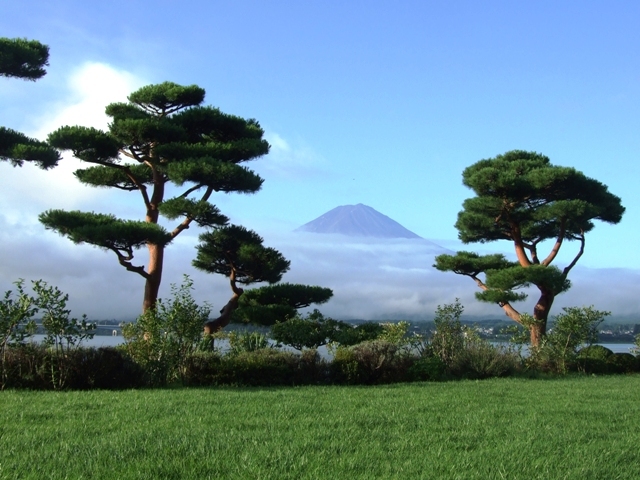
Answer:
xmin=233 ymin=283 xmax=333 ymax=327
xmin=39 ymin=82 xmax=269 ymax=311
xmin=434 ymin=150 xmax=624 ymax=346
xmin=192 ymin=226 xmax=333 ymax=333
xmin=192 ymin=225 xmax=276 ymax=333
xmin=0 ymin=37 xmax=60 ymax=169
xmin=0 ymin=37 xmax=49 ymax=80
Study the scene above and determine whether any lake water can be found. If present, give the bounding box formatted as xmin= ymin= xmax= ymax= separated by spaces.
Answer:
xmin=26 ymin=335 xmax=636 ymax=357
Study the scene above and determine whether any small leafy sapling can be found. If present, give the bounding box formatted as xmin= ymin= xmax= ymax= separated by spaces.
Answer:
xmin=31 ymin=280 xmax=96 ymax=355
xmin=538 ymin=306 xmax=610 ymax=373
xmin=0 ymin=280 xmax=38 ymax=388
xmin=122 ymin=275 xmax=211 ymax=385
xmin=430 ymin=299 xmax=467 ymax=367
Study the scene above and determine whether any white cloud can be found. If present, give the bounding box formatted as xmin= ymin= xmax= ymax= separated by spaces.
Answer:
xmin=265 ymin=132 xmax=290 ymax=152
xmin=257 ymin=130 xmax=332 ymax=180
xmin=34 ymin=62 xmax=144 ymax=137
xmin=0 ymin=62 xmax=147 ymax=222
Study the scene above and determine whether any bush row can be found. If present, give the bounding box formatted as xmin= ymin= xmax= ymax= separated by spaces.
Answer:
xmin=1 ymin=345 xmax=144 ymax=390
xmin=5 ymin=340 xmax=637 ymax=390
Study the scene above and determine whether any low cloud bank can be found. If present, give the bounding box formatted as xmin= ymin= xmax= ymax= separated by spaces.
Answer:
xmin=1 ymin=229 xmax=638 ymax=322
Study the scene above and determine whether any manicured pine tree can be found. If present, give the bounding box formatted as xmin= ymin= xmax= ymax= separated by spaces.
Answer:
xmin=192 ymin=226 xmax=333 ymax=333
xmin=39 ymin=82 xmax=269 ymax=311
xmin=193 ymin=225 xmax=288 ymax=333
xmin=434 ymin=150 xmax=624 ymax=347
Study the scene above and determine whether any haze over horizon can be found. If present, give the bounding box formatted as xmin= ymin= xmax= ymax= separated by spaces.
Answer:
xmin=2 ymin=1 xmax=639 ymax=321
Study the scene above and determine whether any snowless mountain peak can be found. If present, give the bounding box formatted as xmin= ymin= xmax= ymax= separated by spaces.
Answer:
xmin=295 ymin=203 xmax=422 ymax=239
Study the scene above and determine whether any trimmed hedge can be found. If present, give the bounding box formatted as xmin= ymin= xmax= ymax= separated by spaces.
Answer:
xmin=182 ymin=349 xmax=331 ymax=386
xmin=1 ymin=345 xmax=145 ymax=390
xmin=3 ymin=342 xmax=638 ymax=390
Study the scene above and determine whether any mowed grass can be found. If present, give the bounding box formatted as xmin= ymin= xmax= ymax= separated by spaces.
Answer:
xmin=1 ymin=376 xmax=639 ymax=479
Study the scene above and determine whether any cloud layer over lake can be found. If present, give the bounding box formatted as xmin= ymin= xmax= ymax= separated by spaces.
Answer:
xmin=2 ymin=226 xmax=638 ymax=322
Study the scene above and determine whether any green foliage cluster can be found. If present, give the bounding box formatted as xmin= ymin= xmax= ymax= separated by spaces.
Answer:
xmin=233 ymin=284 xmax=333 ymax=326
xmin=193 ymin=226 xmax=289 ymax=284
xmin=0 ymin=280 xmax=97 ymax=389
xmin=270 ymin=309 xmax=374 ymax=350
xmin=0 ymin=37 xmax=49 ymax=80
xmin=527 ymin=306 xmax=610 ymax=373
xmin=1 ymin=37 xmax=60 ymax=169
xmin=0 ymin=127 xmax=60 ymax=169
xmin=226 ymin=330 xmax=271 ymax=355
xmin=122 ymin=276 xmax=211 ymax=386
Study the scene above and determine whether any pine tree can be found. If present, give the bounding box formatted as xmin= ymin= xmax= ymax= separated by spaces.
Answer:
xmin=40 ymin=82 xmax=269 ymax=311
xmin=434 ymin=150 xmax=624 ymax=346
xmin=192 ymin=226 xmax=333 ymax=333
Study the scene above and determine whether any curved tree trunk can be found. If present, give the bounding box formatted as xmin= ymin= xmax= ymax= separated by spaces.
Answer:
xmin=203 ymin=293 xmax=241 ymax=334
xmin=203 ymin=273 xmax=244 ymax=334
xmin=530 ymin=288 xmax=555 ymax=347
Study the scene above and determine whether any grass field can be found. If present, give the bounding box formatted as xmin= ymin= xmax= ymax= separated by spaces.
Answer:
xmin=1 ymin=376 xmax=639 ymax=479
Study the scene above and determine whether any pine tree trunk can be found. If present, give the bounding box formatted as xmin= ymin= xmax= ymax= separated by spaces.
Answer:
xmin=529 ymin=322 xmax=545 ymax=347
xmin=529 ymin=288 xmax=555 ymax=347
xmin=142 ymin=243 xmax=164 ymax=312
xmin=203 ymin=290 xmax=243 ymax=334
xmin=203 ymin=275 xmax=244 ymax=334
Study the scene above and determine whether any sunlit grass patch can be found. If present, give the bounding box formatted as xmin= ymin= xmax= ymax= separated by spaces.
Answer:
xmin=1 ymin=376 xmax=639 ymax=479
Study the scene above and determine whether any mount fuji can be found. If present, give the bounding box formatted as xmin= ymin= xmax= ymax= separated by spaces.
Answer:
xmin=295 ymin=203 xmax=422 ymax=239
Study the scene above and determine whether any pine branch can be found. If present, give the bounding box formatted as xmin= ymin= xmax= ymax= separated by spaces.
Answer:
xmin=562 ymin=232 xmax=585 ymax=278
xmin=108 ymin=246 xmax=149 ymax=279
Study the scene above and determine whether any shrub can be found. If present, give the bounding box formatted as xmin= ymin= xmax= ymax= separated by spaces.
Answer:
xmin=2 ymin=343 xmax=46 ymax=389
xmin=68 ymin=347 xmax=145 ymax=389
xmin=430 ymin=300 xmax=466 ymax=369
xmin=407 ymin=356 xmax=445 ymax=381
xmin=1 ymin=280 xmax=97 ymax=390
xmin=1 ymin=345 xmax=145 ymax=390
xmin=378 ymin=321 xmax=411 ymax=345
xmin=122 ymin=275 xmax=211 ymax=386
xmin=183 ymin=349 xmax=303 ymax=386
xmin=606 ymin=353 xmax=639 ymax=374
xmin=31 ymin=280 xmax=96 ymax=389
xmin=450 ymin=338 xmax=522 ymax=379
xmin=529 ymin=307 xmax=610 ymax=374
xmin=331 ymin=322 xmax=385 ymax=347
xmin=1 ymin=280 xmax=38 ymax=389
xmin=270 ymin=310 xmax=352 ymax=351
xmin=227 ymin=331 xmax=270 ymax=355
xmin=296 ymin=348 xmax=330 ymax=384
xmin=332 ymin=340 xmax=414 ymax=384
xmin=576 ymin=345 xmax=614 ymax=374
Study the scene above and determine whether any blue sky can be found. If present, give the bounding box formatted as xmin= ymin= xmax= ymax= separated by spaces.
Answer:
xmin=1 ymin=1 xmax=639 ymax=319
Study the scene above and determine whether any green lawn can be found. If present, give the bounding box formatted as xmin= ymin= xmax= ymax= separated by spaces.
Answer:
xmin=1 ymin=376 xmax=639 ymax=479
